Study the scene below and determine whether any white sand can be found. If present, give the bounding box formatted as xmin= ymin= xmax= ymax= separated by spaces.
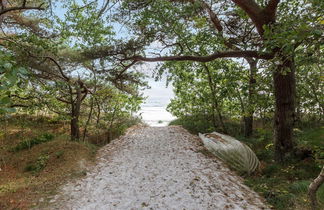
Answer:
xmin=48 ymin=126 xmax=268 ymax=210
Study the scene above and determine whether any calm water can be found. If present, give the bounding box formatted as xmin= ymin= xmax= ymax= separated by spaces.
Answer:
xmin=137 ymin=77 xmax=176 ymax=126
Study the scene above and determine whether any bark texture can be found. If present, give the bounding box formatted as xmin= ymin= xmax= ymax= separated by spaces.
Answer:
xmin=70 ymin=84 xmax=82 ymax=141
xmin=244 ymin=60 xmax=257 ymax=137
xmin=273 ymin=56 xmax=296 ymax=161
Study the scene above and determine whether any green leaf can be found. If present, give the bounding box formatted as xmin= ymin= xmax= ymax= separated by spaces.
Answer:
xmin=0 ymin=96 xmax=10 ymax=105
xmin=3 ymin=63 xmax=13 ymax=69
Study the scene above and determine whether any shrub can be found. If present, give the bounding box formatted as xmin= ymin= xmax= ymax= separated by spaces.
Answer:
xmin=169 ymin=115 xmax=214 ymax=134
xmin=24 ymin=154 xmax=50 ymax=173
xmin=11 ymin=133 xmax=54 ymax=152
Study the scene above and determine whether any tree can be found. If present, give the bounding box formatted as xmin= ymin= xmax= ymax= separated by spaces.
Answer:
xmin=101 ymin=0 xmax=322 ymax=161
xmin=1 ymin=0 xmax=146 ymax=141
xmin=0 ymin=0 xmax=49 ymax=114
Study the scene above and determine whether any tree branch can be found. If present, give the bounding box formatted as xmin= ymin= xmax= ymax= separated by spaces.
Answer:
xmin=263 ymin=0 xmax=280 ymax=21
xmin=125 ymin=50 xmax=273 ymax=63
xmin=231 ymin=0 xmax=264 ymax=35
xmin=10 ymin=104 xmax=29 ymax=108
xmin=199 ymin=0 xmax=223 ymax=32
xmin=171 ymin=0 xmax=223 ymax=32
xmin=9 ymin=94 xmax=36 ymax=100
xmin=232 ymin=0 xmax=280 ymax=35
xmin=43 ymin=56 xmax=70 ymax=82
xmin=0 ymin=3 xmax=45 ymax=17
xmin=56 ymin=97 xmax=72 ymax=104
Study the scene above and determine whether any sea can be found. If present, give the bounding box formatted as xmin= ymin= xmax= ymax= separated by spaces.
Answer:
xmin=137 ymin=76 xmax=176 ymax=127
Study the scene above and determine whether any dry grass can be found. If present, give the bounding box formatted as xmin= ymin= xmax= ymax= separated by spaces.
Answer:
xmin=0 ymin=115 xmax=98 ymax=209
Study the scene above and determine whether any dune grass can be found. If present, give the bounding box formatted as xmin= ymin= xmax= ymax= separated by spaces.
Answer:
xmin=0 ymin=114 xmax=140 ymax=209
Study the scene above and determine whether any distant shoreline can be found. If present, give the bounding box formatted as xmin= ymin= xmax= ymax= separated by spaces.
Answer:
xmin=137 ymin=106 xmax=176 ymax=127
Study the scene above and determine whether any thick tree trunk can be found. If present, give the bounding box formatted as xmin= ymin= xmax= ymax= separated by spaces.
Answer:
xmin=244 ymin=60 xmax=257 ymax=137
xmin=308 ymin=166 xmax=324 ymax=210
xmin=244 ymin=116 xmax=253 ymax=137
xmin=273 ymin=56 xmax=296 ymax=161
xmin=70 ymin=115 xmax=80 ymax=141
xmin=70 ymin=103 xmax=81 ymax=141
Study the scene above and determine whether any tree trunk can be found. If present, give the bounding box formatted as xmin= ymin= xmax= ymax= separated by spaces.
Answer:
xmin=96 ymin=99 xmax=101 ymax=126
xmin=244 ymin=116 xmax=253 ymax=137
xmin=82 ymin=96 xmax=94 ymax=142
xmin=244 ymin=59 xmax=257 ymax=137
xmin=210 ymin=106 xmax=218 ymax=131
xmin=70 ymin=114 xmax=80 ymax=141
xmin=308 ymin=166 xmax=324 ymax=210
xmin=215 ymin=107 xmax=227 ymax=134
xmin=273 ymin=55 xmax=296 ymax=161
xmin=70 ymin=83 xmax=82 ymax=141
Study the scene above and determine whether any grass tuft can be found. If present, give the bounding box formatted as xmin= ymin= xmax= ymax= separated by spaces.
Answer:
xmin=11 ymin=133 xmax=54 ymax=152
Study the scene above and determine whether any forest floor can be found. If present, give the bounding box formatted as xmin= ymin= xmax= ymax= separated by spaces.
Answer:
xmin=47 ymin=126 xmax=268 ymax=210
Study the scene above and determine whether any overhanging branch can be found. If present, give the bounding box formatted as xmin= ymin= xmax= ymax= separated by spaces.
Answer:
xmin=125 ymin=50 xmax=273 ymax=63
xmin=0 ymin=3 xmax=45 ymax=17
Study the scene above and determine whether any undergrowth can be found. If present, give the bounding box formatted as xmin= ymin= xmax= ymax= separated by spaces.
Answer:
xmin=170 ymin=116 xmax=324 ymax=209
xmin=24 ymin=153 xmax=50 ymax=173
xmin=11 ymin=133 xmax=54 ymax=152
xmin=0 ymin=114 xmax=141 ymax=209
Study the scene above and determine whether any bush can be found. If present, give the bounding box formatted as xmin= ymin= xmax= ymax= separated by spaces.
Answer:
xmin=24 ymin=154 xmax=50 ymax=173
xmin=169 ymin=115 xmax=214 ymax=134
xmin=11 ymin=133 xmax=54 ymax=152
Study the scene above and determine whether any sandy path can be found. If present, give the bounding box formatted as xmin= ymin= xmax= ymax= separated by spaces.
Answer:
xmin=49 ymin=126 xmax=268 ymax=210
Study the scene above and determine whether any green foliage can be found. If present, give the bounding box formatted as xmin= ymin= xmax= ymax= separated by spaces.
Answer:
xmin=176 ymin=112 xmax=323 ymax=209
xmin=11 ymin=133 xmax=54 ymax=152
xmin=169 ymin=115 xmax=243 ymax=137
xmin=0 ymin=0 xmax=323 ymax=208
xmin=164 ymin=57 xmax=274 ymax=135
xmin=24 ymin=154 xmax=50 ymax=173
xmin=243 ymin=125 xmax=323 ymax=209
xmin=295 ymin=127 xmax=324 ymax=165
xmin=0 ymin=49 xmax=29 ymax=114
xmin=169 ymin=115 xmax=214 ymax=134
xmin=57 ymin=0 xmax=114 ymax=47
